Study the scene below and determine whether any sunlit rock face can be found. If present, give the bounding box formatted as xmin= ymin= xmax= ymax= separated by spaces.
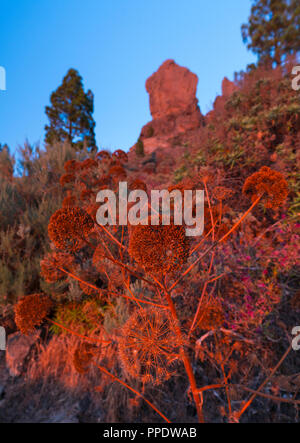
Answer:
xmin=133 ymin=60 xmax=204 ymax=154
xmin=146 ymin=59 xmax=200 ymax=120
xmin=221 ymin=77 xmax=238 ymax=98
xmin=206 ymin=77 xmax=239 ymax=123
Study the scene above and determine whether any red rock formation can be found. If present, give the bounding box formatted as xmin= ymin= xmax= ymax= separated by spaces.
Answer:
xmin=206 ymin=77 xmax=239 ymax=124
xmin=222 ymin=77 xmax=238 ymax=97
xmin=132 ymin=60 xmax=204 ymax=154
xmin=146 ymin=59 xmax=199 ymax=119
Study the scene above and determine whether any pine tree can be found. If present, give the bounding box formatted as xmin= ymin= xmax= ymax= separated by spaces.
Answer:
xmin=45 ymin=69 xmax=97 ymax=150
xmin=242 ymin=0 xmax=300 ymax=66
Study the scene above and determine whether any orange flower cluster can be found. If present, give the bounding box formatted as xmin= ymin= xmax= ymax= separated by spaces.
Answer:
xmin=73 ymin=343 xmax=95 ymax=374
xmin=112 ymin=149 xmax=128 ymax=164
xmin=80 ymin=188 xmax=94 ymax=201
xmin=40 ymin=252 xmax=75 ymax=283
xmin=48 ymin=207 xmax=94 ymax=251
xmin=243 ymin=166 xmax=288 ymax=208
xmin=64 ymin=159 xmax=80 ymax=173
xmin=80 ymin=159 xmax=98 ymax=170
xmin=118 ymin=308 xmax=181 ymax=385
xmin=108 ymin=165 xmax=127 ymax=182
xmin=14 ymin=294 xmax=52 ymax=335
xmin=129 ymin=223 xmax=190 ymax=276
xmin=59 ymin=173 xmax=75 ymax=187
xmin=196 ymin=301 xmax=225 ymax=331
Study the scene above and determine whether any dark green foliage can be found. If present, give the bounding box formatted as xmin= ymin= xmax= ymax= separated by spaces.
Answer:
xmin=242 ymin=0 xmax=300 ymax=66
xmin=182 ymin=64 xmax=299 ymax=210
xmin=135 ymin=138 xmax=145 ymax=157
xmin=50 ymin=299 xmax=105 ymax=335
xmin=45 ymin=69 xmax=97 ymax=151
xmin=146 ymin=126 xmax=154 ymax=138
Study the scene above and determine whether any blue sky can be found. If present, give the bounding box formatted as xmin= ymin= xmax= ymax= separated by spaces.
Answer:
xmin=0 ymin=0 xmax=255 ymax=153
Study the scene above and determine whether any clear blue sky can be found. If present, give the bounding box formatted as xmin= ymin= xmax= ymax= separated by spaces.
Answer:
xmin=0 ymin=0 xmax=255 ymax=153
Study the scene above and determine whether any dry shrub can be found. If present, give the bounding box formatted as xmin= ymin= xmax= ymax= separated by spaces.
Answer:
xmin=26 ymin=335 xmax=101 ymax=390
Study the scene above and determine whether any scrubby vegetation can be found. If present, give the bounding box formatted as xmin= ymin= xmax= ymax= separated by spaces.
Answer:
xmin=1 ymin=57 xmax=299 ymax=423
xmin=0 ymin=0 xmax=299 ymax=423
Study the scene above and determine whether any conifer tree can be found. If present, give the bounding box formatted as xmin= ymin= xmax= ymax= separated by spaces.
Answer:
xmin=242 ymin=0 xmax=300 ymax=66
xmin=45 ymin=69 xmax=96 ymax=150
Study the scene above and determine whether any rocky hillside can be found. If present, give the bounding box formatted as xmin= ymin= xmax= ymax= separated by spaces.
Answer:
xmin=0 ymin=58 xmax=299 ymax=424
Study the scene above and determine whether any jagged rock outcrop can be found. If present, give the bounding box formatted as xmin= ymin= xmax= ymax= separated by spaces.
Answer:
xmin=221 ymin=77 xmax=238 ymax=98
xmin=206 ymin=77 xmax=239 ymax=123
xmin=146 ymin=59 xmax=200 ymax=119
xmin=133 ymin=60 xmax=204 ymax=154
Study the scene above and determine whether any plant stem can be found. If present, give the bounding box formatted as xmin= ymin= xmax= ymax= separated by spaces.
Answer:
xmin=161 ymin=283 xmax=205 ymax=423
xmin=236 ymin=344 xmax=292 ymax=420
xmin=95 ymin=363 xmax=171 ymax=423
xmin=47 ymin=318 xmax=111 ymax=344
xmin=218 ymin=196 xmax=261 ymax=243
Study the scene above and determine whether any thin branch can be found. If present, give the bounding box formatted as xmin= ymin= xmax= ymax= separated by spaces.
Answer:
xmin=96 ymin=224 xmax=126 ymax=250
xmin=236 ymin=344 xmax=293 ymax=420
xmin=47 ymin=318 xmax=111 ymax=345
xmin=95 ymin=364 xmax=171 ymax=423
xmin=218 ymin=196 xmax=261 ymax=243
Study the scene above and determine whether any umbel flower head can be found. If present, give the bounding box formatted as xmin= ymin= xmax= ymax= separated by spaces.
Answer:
xmin=129 ymin=223 xmax=190 ymax=276
xmin=108 ymin=165 xmax=127 ymax=182
xmin=48 ymin=207 xmax=94 ymax=251
xmin=59 ymin=173 xmax=75 ymax=187
xmin=14 ymin=294 xmax=52 ymax=335
xmin=118 ymin=308 xmax=182 ymax=385
xmin=112 ymin=149 xmax=128 ymax=164
xmin=243 ymin=166 xmax=288 ymax=208
xmin=79 ymin=158 xmax=98 ymax=170
xmin=64 ymin=159 xmax=79 ymax=173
